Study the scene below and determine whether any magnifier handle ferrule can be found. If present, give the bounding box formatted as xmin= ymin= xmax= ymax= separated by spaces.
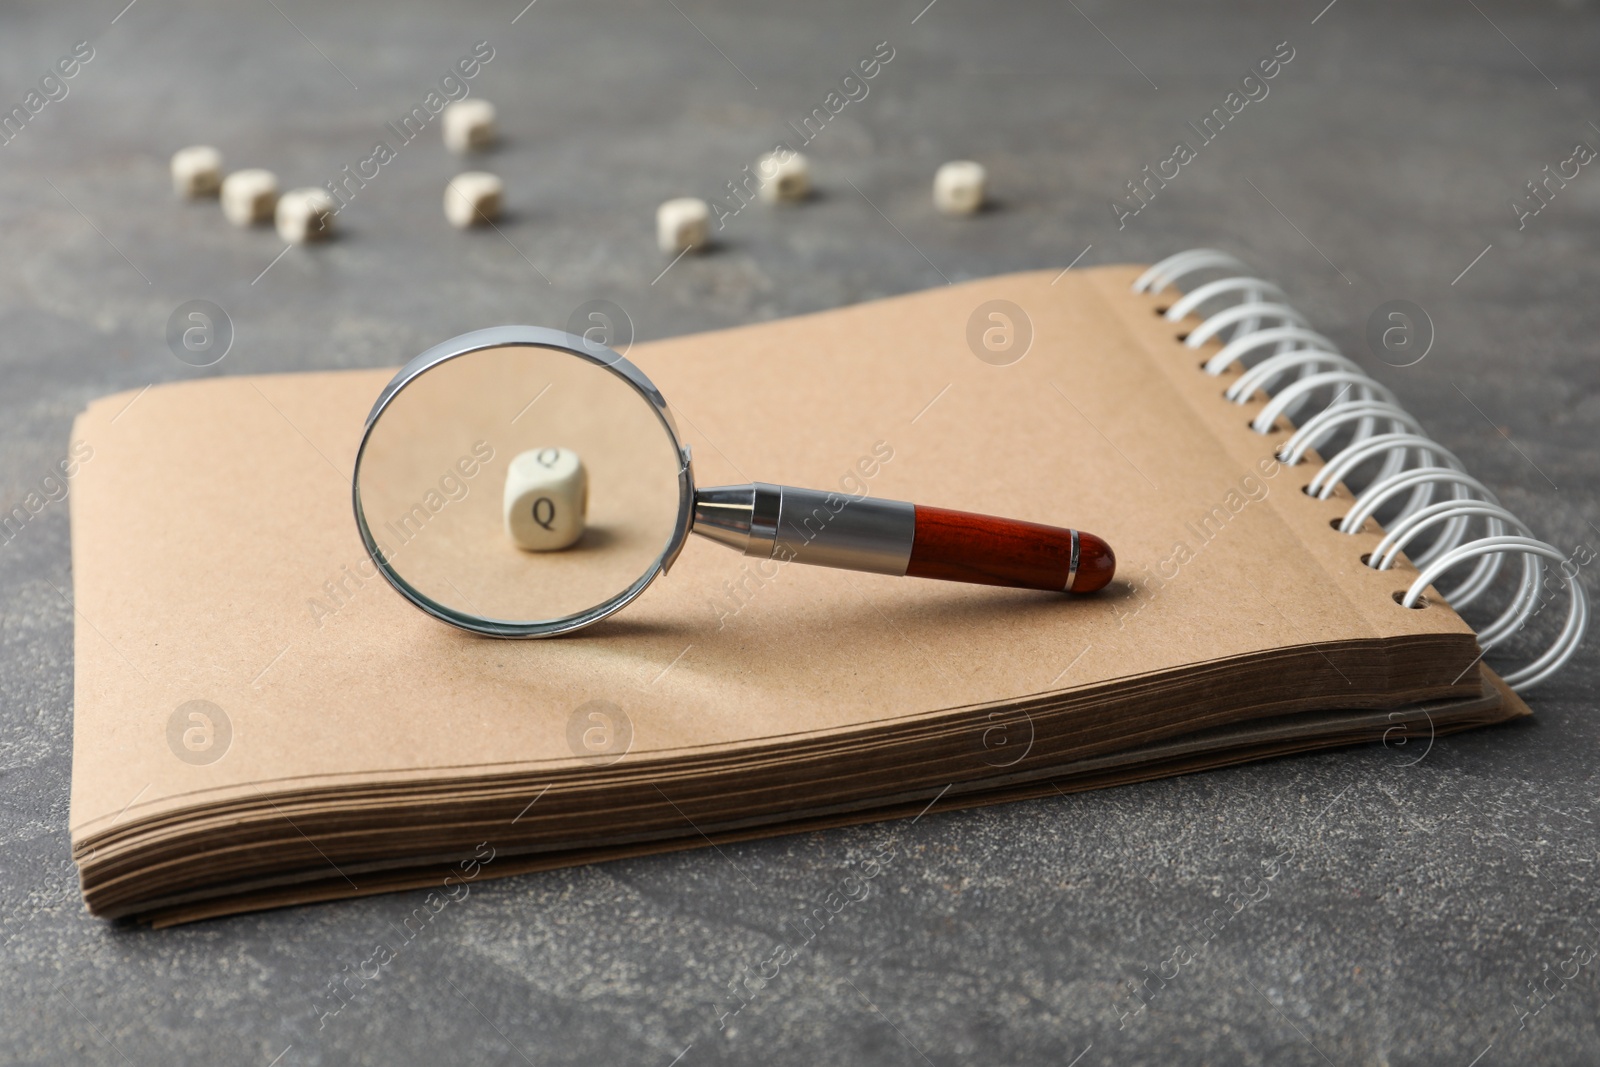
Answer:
xmin=692 ymin=484 xmax=1114 ymax=594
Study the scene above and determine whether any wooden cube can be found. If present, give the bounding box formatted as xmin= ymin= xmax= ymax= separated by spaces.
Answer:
xmin=444 ymin=172 xmax=503 ymax=228
xmin=171 ymin=146 xmax=223 ymax=198
xmin=656 ymin=197 xmax=709 ymax=255
xmin=503 ymin=448 xmax=588 ymax=551
xmin=758 ymin=150 xmax=810 ymax=203
xmin=934 ymin=160 xmax=986 ymax=215
xmin=221 ymin=169 xmax=278 ymax=227
xmin=443 ymin=99 xmax=497 ymax=154
xmin=275 ymin=187 xmax=336 ymax=243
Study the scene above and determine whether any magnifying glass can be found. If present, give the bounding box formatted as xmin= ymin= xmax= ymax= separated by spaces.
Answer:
xmin=352 ymin=327 xmax=1115 ymax=637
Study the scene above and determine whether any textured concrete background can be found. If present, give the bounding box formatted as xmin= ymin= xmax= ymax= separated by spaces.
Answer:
xmin=3 ymin=0 xmax=1599 ymax=1063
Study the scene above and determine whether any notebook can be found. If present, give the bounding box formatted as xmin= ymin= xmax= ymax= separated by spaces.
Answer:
xmin=68 ymin=253 xmax=1577 ymax=926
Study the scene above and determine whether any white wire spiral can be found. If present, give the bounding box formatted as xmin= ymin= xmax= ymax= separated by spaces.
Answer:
xmin=1134 ymin=249 xmax=1587 ymax=691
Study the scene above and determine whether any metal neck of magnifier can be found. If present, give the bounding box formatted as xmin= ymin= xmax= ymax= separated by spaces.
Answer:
xmin=694 ymin=483 xmax=915 ymax=576
xmin=691 ymin=483 xmax=1115 ymax=594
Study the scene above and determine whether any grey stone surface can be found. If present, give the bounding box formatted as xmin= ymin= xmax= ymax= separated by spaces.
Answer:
xmin=2 ymin=0 xmax=1598 ymax=1063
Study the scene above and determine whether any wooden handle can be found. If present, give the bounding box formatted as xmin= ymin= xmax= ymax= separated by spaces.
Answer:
xmin=905 ymin=505 xmax=1115 ymax=593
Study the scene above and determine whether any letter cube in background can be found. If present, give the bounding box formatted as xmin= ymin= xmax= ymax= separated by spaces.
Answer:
xmin=171 ymin=146 xmax=223 ymax=198
xmin=933 ymin=160 xmax=987 ymax=215
xmin=221 ymin=169 xmax=278 ymax=226
xmin=444 ymin=172 xmax=504 ymax=229
xmin=504 ymin=448 xmax=588 ymax=551
xmin=443 ymin=99 xmax=497 ymax=153
xmin=758 ymin=151 xmax=810 ymax=203
xmin=656 ymin=198 xmax=709 ymax=255
xmin=276 ymin=188 xmax=336 ymax=243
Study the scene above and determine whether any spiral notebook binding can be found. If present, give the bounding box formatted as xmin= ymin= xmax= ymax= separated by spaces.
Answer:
xmin=1134 ymin=249 xmax=1589 ymax=691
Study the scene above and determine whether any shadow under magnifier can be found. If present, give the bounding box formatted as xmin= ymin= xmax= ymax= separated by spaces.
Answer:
xmin=354 ymin=344 xmax=685 ymax=628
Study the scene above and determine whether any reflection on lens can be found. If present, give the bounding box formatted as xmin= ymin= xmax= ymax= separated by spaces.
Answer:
xmin=355 ymin=343 xmax=684 ymax=631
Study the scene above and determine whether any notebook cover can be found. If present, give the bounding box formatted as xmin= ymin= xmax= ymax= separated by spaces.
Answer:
xmin=67 ymin=266 xmax=1491 ymax=889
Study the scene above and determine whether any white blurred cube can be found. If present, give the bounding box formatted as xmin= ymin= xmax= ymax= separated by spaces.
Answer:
xmin=275 ymin=187 xmax=336 ymax=243
xmin=504 ymin=448 xmax=588 ymax=551
xmin=221 ymin=168 xmax=278 ymax=226
xmin=934 ymin=160 xmax=986 ymax=215
xmin=171 ymin=145 xmax=223 ymax=198
xmin=758 ymin=150 xmax=810 ymax=203
xmin=443 ymin=99 xmax=497 ymax=154
xmin=656 ymin=197 xmax=709 ymax=255
xmin=444 ymin=172 xmax=503 ymax=228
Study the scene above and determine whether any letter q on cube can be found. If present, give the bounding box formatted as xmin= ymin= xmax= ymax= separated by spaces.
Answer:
xmin=504 ymin=448 xmax=588 ymax=551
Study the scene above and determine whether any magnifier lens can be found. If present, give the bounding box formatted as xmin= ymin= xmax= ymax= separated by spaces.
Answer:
xmin=354 ymin=342 xmax=685 ymax=634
